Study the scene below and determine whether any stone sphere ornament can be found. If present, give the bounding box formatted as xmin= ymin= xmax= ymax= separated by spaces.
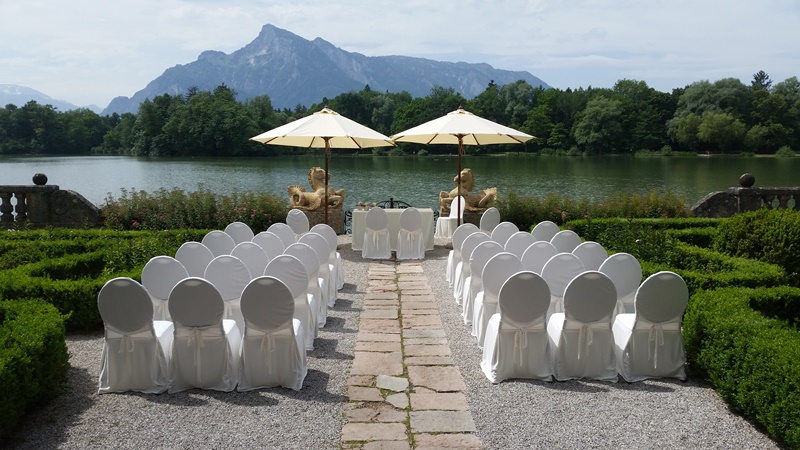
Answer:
xmin=32 ymin=173 xmax=48 ymax=186
xmin=739 ymin=173 xmax=755 ymax=188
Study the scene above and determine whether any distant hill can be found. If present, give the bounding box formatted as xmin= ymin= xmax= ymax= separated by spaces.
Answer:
xmin=0 ymin=84 xmax=101 ymax=113
xmin=103 ymin=24 xmax=549 ymax=115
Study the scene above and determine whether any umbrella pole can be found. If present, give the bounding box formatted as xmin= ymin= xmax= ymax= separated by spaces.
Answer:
xmin=456 ymin=136 xmax=464 ymax=227
xmin=324 ymin=138 xmax=330 ymax=225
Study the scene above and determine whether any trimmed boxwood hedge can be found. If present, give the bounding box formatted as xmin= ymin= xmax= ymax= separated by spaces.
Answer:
xmin=0 ymin=299 xmax=69 ymax=439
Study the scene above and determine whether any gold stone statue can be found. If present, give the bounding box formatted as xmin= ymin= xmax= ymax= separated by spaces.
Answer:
xmin=439 ymin=168 xmax=497 ymax=215
xmin=288 ymin=167 xmax=345 ymax=210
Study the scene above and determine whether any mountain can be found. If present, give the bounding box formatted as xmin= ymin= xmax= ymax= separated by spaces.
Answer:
xmin=0 ymin=84 xmax=102 ymax=113
xmin=103 ymin=24 xmax=549 ymax=115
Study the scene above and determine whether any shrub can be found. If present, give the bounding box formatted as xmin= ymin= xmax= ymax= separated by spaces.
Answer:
xmin=776 ymin=145 xmax=796 ymax=158
xmin=0 ymin=299 xmax=69 ymax=439
xmin=417 ymin=149 xmax=429 ymax=156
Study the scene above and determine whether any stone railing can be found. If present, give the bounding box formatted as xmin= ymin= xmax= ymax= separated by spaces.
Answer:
xmin=0 ymin=183 xmax=101 ymax=228
xmin=691 ymin=186 xmax=800 ymax=218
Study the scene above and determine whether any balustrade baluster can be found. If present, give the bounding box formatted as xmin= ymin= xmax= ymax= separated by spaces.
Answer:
xmin=13 ymin=193 xmax=27 ymax=221
xmin=0 ymin=193 xmax=13 ymax=224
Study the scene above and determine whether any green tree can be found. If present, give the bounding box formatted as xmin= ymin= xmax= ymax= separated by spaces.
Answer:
xmin=697 ymin=111 xmax=746 ymax=153
xmin=751 ymin=70 xmax=772 ymax=91
xmin=573 ymin=96 xmax=624 ymax=154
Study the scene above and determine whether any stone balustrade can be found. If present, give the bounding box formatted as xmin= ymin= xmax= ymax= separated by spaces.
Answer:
xmin=0 ymin=185 xmax=100 ymax=228
xmin=691 ymin=186 xmax=800 ymax=218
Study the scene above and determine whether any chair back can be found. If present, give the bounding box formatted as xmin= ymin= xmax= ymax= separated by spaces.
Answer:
xmin=452 ymin=224 xmax=479 ymax=257
xmin=572 ymin=241 xmax=608 ymax=271
xmin=531 ymin=220 xmax=560 ymax=242
xmin=251 ymin=231 xmax=286 ymax=260
xmin=364 ymin=207 xmax=389 ymax=231
xmin=240 ymin=276 xmax=295 ymax=332
xmin=550 ymin=229 xmax=582 ymax=253
xmin=141 ymin=256 xmax=189 ymax=302
xmin=175 ymin=241 xmax=214 ymax=277
xmin=267 ymin=222 xmax=297 ymax=249
xmin=504 ymin=231 xmax=538 ymax=260
xmin=479 ymin=207 xmax=500 ymax=233
xmin=310 ymin=223 xmax=338 ymax=259
xmin=460 ymin=232 xmax=492 ymax=272
xmin=449 ymin=196 xmax=466 ymax=218
xmin=498 ymin=271 xmax=550 ymax=325
xmin=203 ymin=255 xmax=252 ymax=301
xmin=202 ymin=230 xmax=236 ymax=257
xmin=469 ymin=241 xmax=505 ymax=283
xmin=563 ymin=271 xmax=617 ymax=323
xmin=541 ymin=252 xmax=585 ymax=298
xmin=398 ymin=207 xmax=423 ymax=232
xmin=598 ymin=252 xmax=642 ymax=304
xmin=298 ymin=232 xmax=333 ymax=267
xmin=520 ymin=241 xmax=558 ymax=275
xmin=264 ymin=255 xmax=309 ymax=300
xmin=481 ymin=252 xmax=525 ymax=304
xmin=168 ymin=277 xmax=225 ymax=327
xmin=634 ymin=271 xmax=689 ymax=323
xmin=231 ymin=242 xmax=270 ymax=280
xmin=284 ymin=242 xmax=321 ymax=278
xmin=98 ymin=277 xmax=154 ymax=334
xmin=490 ymin=222 xmax=520 ymax=247
xmin=224 ymin=221 xmax=254 ymax=244
xmin=286 ymin=209 xmax=310 ymax=237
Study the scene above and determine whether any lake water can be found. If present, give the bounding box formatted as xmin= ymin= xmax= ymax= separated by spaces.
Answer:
xmin=2 ymin=154 xmax=798 ymax=210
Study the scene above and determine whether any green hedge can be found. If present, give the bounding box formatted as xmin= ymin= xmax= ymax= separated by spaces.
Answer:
xmin=0 ymin=299 xmax=69 ymax=439
xmin=684 ymin=287 xmax=800 ymax=448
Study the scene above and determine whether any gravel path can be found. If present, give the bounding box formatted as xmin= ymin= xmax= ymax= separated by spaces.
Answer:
xmin=5 ymin=236 xmax=779 ymax=449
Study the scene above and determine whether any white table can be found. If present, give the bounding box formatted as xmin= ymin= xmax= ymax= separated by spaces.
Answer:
xmin=351 ymin=208 xmax=434 ymax=251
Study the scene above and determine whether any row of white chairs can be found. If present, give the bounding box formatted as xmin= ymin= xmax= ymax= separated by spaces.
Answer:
xmin=435 ymin=200 xmax=502 ymax=240
xmin=98 ymin=275 xmax=306 ymax=394
xmin=361 ymin=206 xmax=425 ymax=260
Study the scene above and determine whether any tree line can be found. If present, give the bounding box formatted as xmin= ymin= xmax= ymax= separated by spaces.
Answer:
xmin=1 ymin=71 xmax=798 ymax=157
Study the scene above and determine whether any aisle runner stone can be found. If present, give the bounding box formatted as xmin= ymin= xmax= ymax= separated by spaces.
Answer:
xmin=343 ymin=261 xmax=482 ymax=450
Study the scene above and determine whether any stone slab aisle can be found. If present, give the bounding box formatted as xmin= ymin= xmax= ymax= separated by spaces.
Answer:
xmin=342 ymin=261 xmax=483 ymax=450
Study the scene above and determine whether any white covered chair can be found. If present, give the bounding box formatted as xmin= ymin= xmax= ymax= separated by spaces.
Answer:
xmin=361 ymin=207 xmax=391 ymax=259
xmin=202 ymin=230 xmax=236 ymax=257
xmin=481 ymin=271 xmax=552 ymax=383
xmin=238 ymin=276 xmax=308 ymax=391
xmin=572 ymin=241 xmax=608 ymax=271
xmin=267 ymin=222 xmax=297 ymax=249
xmin=472 ymin=252 xmax=525 ymax=348
xmin=504 ymin=231 xmax=538 ymax=260
xmin=435 ymin=195 xmax=465 ymax=241
xmin=98 ymin=277 xmax=173 ymax=394
xmin=598 ymin=252 xmax=643 ymax=315
xmin=231 ymin=242 xmax=271 ymax=281
xmin=141 ymin=255 xmax=189 ymax=321
xmin=520 ymin=241 xmax=559 ymax=275
xmin=167 ymin=277 xmax=241 ymax=393
xmin=613 ymin=271 xmax=689 ymax=382
xmin=298 ymin=231 xmax=337 ymax=310
xmin=463 ymin=240 xmax=504 ymax=327
xmin=479 ymin=207 xmax=501 ymax=234
xmin=224 ymin=221 xmax=255 ymax=244
xmin=175 ymin=241 xmax=215 ymax=278
xmin=251 ymin=231 xmax=286 ymax=261
xmin=310 ymin=223 xmax=344 ymax=291
xmin=284 ymin=242 xmax=327 ymax=329
xmin=540 ymin=252 xmax=586 ymax=317
xmin=454 ymin=231 xmax=491 ymax=305
xmin=547 ymin=271 xmax=618 ymax=382
xmin=265 ymin=255 xmax=318 ymax=351
xmin=447 ymin=223 xmax=479 ymax=288
xmin=490 ymin=221 xmax=520 ymax=247
xmin=203 ymin=255 xmax=252 ymax=332
xmin=550 ymin=229 xmax=582 ymax=253
xmin=397 ymin=207 xmax=425 ymax=260
xmin=531 ymin=220 xmax=560 ymax=242
xmin=286 ymin=208 xmax=310 ymax=240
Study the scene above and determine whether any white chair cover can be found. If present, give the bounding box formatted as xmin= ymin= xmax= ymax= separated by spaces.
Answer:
xmin=202 ymin=230 xmax=236 ymax=257
xmin=490 ymin=221 xmax=520 ymax=247
xmin=238 ymin=276 xmax=308 ymax=391
xmin=167 ymin=277 xmax=241 ymax=393
xmin=267 ymin=222 xmax=297 ymax=249
xmin=613 ymin=271 xmax=689 ymax=382
xmin=473 ymin=252 xmax=525 ymax=348
xmin=520 ymin=241 xmax=558 ymax=275
xmin=362 ymin=207 xmax=391 ymax=259
xmin=550 ymin=229 xmax=582 ymax=253
xmin=454 ymin=231 xmax=491 ymax=305
xmin=224 ymin=221 xmax=255 ymax=244
xmin=463 ymin=240 xmax=504 ymax=327
xmin=175 ymin=241 xmax=215 ymax=278
xmin=547 ymin=271 xmax=617 ymax=382
xmin=479 ymin=207 xmax=501 ymax=233
xmin=284 ymin=242 xmax=327 ymax=329
xmin=572 ymin=241 xmax=608 ymax=271
xmin=598 ymin=252 xmax=643 ymax=315
xmin=504 ymin=231 xmax=538 ymax=260
xmin=397 ymin=207 xmax=425 ymax=260
xmin=447 ymin=223 xmax=479 ymax=288
xmin=204 ymin=255 xmax=252 ymax=332
xmin=481 ymin=271 xmax=552 ymax=383
xmin=531 ymin=220 xmax=560 ymax=242
xmin=98 ymin=277 xmax=173 ymax=394
xmin=231 ymin=242 xmax=271 ymax=281
xmin=251 ymin=231 xmax=286 ymax=261
xmin=310 ymin=223 xmax=344 ymax=291
xmin=299 ymin=231 xmax=337 ymax=311
xmin=265 ymin=255 xmax=318 ymax=350
xmin=540 ymin=252 xmax=585 ymax=316
xmin=141 ymin=255 xmax=189 ymax=321
xmin=286 ymin=209 xmax=310 ymax=240
xmin=435 ymin=195 xmax=465 ymax=240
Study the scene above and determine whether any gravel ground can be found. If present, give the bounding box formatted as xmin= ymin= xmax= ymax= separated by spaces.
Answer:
xmin=5 ymin=236 xmax=780 ymax=449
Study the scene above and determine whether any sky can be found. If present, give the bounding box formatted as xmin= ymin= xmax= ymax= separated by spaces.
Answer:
xmin=1 ymin=0 xmax=799 ymax=109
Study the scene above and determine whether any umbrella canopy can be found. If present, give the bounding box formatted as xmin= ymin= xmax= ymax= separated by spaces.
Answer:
xmin=250 ymin=107 xmax=394 ymax=223
xmin=391 ymin=106 xmax=535 ymax=224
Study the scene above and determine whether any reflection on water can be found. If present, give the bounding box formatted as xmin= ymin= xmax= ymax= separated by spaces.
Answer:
xmin=2 ymin=155 xmax=798 ymax=209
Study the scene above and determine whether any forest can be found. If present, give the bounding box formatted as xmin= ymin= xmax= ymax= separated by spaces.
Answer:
xmin=0 ymin=71 xmax=798 ymax=157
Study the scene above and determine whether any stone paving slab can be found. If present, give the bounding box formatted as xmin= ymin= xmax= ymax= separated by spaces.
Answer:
xmin=357 ymin=332 xmax=402 ymax=342
xmin=404 ymin=344 xmax=452 ymax=357
xmin=364 ymin=292 xmax=400 ymax=300
xmin=402 ymin=329 xmax=447 ymax=338
xmin=355 ymin=341 xmax=403 ymax=352
xmin=342 ymin=423 xmax=408 ymax=442
xmin=402 ymin=316 xmax=443 ymax=329
xmin=409 ymin=411 xmax=477 ymax=433
xmin=358 ymin=319 xmax=401 ymax=333
xmin=407 ymin=366 xmax=466 ymax=392
xmin=345 ymin=403 xmax=407 ymax=423
xmin=351 ymin=351 xmax=404 ymax=376
xmin=349 ymin=386 xmax=384 ymax=402
xmin=348 ymin=375 xmax=376 ymax=387
xmin=404 ymin=356 xmax=454 ymax=366
xmin=399 ymin=300 xmax=438 ymax=309
xmin=409 ymin=393 xmax=469 ymax=411
xmin=362 ymin=441 xmax=411 ymax=450
xmin=363 ymin=299 xmax=400 ymax=308
xmin=361 ymin=309 xmax=399 ymax=320
xmin=413 ymin=433 xmax=483 ymax=449
xmin=404 ymin=337 xmax=449 ymax=346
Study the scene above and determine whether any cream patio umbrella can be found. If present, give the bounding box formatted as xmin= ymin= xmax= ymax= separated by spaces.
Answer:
xmin=250 ymin=107 xmax=394 ymax=224
xmin=391 ymin=106 xmax=535 ymax=225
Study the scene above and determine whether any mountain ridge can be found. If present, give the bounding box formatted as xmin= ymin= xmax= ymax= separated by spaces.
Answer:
xmin=0 ymin=84 xmax=101 ymax=113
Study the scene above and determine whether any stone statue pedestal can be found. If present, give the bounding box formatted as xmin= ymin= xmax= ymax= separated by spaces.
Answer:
xmin=438 ymin=209 xmax=482 ymax=228
xmin=303 ymin=208 xmax=344 ymax=235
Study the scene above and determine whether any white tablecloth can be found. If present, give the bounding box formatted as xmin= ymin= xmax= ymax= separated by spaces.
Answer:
xmin=351 ymin=208 xmax=434 ymax=251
